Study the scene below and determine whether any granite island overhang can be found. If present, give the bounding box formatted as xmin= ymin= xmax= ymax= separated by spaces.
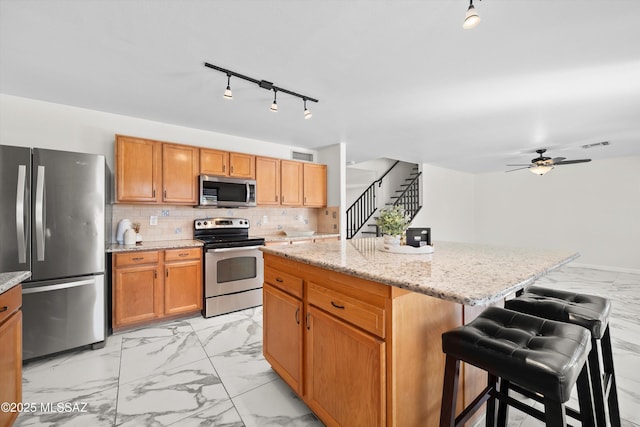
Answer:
xmin=259 ymin=238 xmax=579 ymax=427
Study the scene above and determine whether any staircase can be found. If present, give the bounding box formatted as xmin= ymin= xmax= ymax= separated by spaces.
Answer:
xmin=346 ymin=163 xmax=422 ymax=239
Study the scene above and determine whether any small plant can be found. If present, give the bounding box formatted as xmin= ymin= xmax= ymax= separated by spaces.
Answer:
xmin=376 ymin=205 xmax=411 ymax=236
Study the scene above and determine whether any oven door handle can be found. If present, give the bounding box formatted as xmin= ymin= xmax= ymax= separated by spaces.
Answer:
xmin=207 ymin=245 xmax=263 ymax=253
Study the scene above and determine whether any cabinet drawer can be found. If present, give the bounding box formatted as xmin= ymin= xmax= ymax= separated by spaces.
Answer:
xmin=308 ymin=282 xmax=385 ymax=338
xmin=165 ymin=247 xmax=202 ymax=262
xmin=0 ymin=285 xmax=22 ymax=325
xmin=264 ymin=267 xmax=303 ymax=299
xmin=114 ymin=251 xmax=159 ymax=267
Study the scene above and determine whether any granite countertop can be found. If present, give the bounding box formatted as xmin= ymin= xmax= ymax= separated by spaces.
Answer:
xmin=255 ymin=232 xmax=340 ymax=242
xmin=0 ymin=271 xmax=31 ymax=295
xmin=260 ymin=238 xmax=579 ymax=306
xmin=106 ymin=239 xmax=204 ymax=253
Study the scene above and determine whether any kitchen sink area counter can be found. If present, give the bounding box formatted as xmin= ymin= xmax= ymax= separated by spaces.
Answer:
xmin=0 ymin=270 xmax=31 ymax=295
xmin=261 ymin=237 xmax=578 ymax=306
xmin=106 ymin=239 xmax=203 ymax=253
xmin=261 ymin=237 xmax=580 ymax=426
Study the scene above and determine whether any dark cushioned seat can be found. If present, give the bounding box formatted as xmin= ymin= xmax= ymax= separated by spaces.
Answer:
xmin=442 ymin=306 xmax=591 ymax=403
xmin=505 ymin=285 xmax=611 ymax=339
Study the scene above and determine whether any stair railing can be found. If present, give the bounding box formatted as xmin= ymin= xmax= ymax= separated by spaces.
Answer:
xmin=393 ymin=171 xmax=422 ymax=222
xmin=346 ymin=161 xmax=399 ymax=239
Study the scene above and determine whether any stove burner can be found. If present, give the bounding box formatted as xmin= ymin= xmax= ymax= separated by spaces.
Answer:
xmin=194 ymin=217 xmax=264 ymax=248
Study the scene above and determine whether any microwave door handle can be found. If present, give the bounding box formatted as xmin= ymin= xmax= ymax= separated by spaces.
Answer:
xmin=16 ymin=164 xmax=27 ymax=263
xmin=208 ymin=245 xmax=263 ymax=253
xmin=246 ymin=183 xmax=250 ymax=204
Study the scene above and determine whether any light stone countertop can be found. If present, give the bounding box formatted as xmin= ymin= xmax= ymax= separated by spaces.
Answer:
xmin=260 ymin=238 xmax=579 ymax=306
xmin=0 ymin=271 xmax=31 ymax=295
xmin=106 ymin=239 xmax=204 ymax=253
xmin=255 ymin=232 xmax=340 ymax=242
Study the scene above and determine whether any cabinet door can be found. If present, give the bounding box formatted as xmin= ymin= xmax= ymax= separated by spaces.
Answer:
xmin=303 ymin=163 xmax=327 ymax=207
xmin=256 ymin=156 xmax=280 ymax=205
xmin=116 ymin=135 xmax=161 ymax=203
xmin=163 ymin=143 xmax=199 ymax=204
xmin=0 ymin=311 xmax=21 ymax=427
xmin=281 ymin=160 xmax=304 ymax=206
xmin=164 ymin=259 xmax=203 ymax=316
xmin=263 ymin=284 xmax=303 ymax=395
xmin=305 ymin=306 xmax=385 ymax=426
xmin=229 ymin=152 xmax=255 ymax=178
xmin=200 ymin=148 xmax=229 ymax=176
xmin=113 ymin=264 xmax=162 ymax=328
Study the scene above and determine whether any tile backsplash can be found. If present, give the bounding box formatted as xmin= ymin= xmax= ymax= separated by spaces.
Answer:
xmin=111 ymin=205 xmax=340 ymax=243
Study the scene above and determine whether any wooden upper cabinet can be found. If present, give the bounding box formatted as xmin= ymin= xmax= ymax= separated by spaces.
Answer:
xmin=116 ymin=135 xmax=162 ymax=203
xmin=256 ymin=156 xmax=281 ymax=205
xmin=281 ymin=160 xmax=304 ymax=206
xmin=303 ymin=163 xmax=327 ymax=207
xmin=162 ymin=143 xmax=199 ymax=205
xmin=229 ymin=152 xmax=255 ymax=178
xmin=200 ymin=148 xmax=229 ymax=176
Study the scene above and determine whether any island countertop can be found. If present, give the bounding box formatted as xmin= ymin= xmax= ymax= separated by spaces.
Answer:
xmin=260 ymin=238 xmax=578 ymax=306
xmin=0 ymin=271 xmax=31 ymax=295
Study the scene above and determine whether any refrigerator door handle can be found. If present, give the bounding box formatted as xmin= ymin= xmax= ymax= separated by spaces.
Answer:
xmin=35 ymin=165 xmax=45 ymax=261
xmin=16 ymin=164 xmax=27 ymax=264
xmin=22 ymin=279 xmax=95 ymax=294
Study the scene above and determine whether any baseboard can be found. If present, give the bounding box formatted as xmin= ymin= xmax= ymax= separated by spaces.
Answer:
xmin=568 ymin=263 xmax=640 ymax=275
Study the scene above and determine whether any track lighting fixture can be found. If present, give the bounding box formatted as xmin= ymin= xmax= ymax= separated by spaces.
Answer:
xmin=223 ymin=74 xmax=233 ymax=99
xmin=303 ymin=98 xmax=312 ymax=119
xmin=463 ymin=0 xmax=481 ymax=29
xmin=205 ymin=62 xmax=318 ymax=118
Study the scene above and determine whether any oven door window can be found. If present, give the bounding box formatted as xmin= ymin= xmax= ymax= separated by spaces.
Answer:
xmin=217 ymin=256 xmax=257 ymax=283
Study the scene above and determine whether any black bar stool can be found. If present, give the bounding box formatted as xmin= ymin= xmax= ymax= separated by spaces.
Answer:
xmin=440 ymin=306 xmax=595 ymax=427
xmin=506 ymin=286 xmax=621 ymax=427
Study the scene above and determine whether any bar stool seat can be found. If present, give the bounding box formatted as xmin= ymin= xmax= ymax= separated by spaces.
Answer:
xmin=506 ymin=286 xmax=621 ymax=427
xmin=440 ymin=306 xmax=595 ymax=427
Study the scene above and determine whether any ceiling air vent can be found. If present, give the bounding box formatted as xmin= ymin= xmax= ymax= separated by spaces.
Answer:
xmin=581 ymin=141 xmax=610 ymax=149
xmin=291 ymin=151 xmax=314 ymax=162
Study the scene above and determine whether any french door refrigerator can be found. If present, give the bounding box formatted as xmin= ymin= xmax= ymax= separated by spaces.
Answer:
xmin=0 ymin=145 xmax=106 ymax=360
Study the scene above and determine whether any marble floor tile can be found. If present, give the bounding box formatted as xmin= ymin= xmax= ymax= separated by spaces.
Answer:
xmin=231 ymin=378 xmax=324 ymax=427
xmin=13 ymin=266 xmax=640 ymax=427
xmin=118 ymin=331 xmax=209 ymax=385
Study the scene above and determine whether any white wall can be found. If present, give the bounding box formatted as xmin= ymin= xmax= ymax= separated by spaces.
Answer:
xmin=474 ymin=156 xmax=640 ymax=271
xmin=317 ymin=143 xmax=346 ymax=239
xmin=410 ymin=164 xmax=475 ymax=243
xmin=0 ymin=94 xmax=316 ymax=170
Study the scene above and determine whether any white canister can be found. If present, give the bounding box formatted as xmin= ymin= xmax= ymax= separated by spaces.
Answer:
xmin=124 ymin=228 xmax=137 ymax=245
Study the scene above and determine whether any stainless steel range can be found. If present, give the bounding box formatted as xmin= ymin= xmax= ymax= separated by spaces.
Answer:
xmin=194 ymin=217 xmax=265 ymax=317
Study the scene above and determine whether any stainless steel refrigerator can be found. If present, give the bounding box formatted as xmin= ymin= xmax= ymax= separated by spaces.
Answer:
xmin=0 ymin=145 xmax=106 ymax=360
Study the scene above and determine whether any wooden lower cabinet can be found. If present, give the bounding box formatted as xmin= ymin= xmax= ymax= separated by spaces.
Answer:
xmin=0 ymin=285 xmax=22 ymax=427
xmin=112 ymin=248 xmax=202 ymax=330
xmin=263 ymin=253 xmax=473 ymax=427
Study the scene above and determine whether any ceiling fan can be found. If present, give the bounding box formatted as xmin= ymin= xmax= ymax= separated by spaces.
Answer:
xmin=506 ymin=149 xmax=592 ymax=175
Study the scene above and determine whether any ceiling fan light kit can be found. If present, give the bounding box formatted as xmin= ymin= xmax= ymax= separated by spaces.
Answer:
xmin=205 ymin=62 xmax=318 ymax=119
xmin=506 ymin=149 xmax=592 ymax=175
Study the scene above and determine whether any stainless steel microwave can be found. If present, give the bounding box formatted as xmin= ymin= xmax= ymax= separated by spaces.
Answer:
xmin=199 ymin=175 xmax=257 ymax=207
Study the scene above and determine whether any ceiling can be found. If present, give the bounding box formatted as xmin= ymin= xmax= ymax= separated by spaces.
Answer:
xmin=1 ymin=0 xmax=639 ymax=173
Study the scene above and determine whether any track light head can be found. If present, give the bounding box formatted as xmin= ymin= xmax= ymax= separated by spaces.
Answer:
xmin=463 ymin=0 xmax=481 ymax=29
xmin=303 ymin=99 xmax=312 ymax=119
xmin=270 ymin=90 xmax=278 ymax=112
xmin=223 ymin=74 xmax=233 ymax=99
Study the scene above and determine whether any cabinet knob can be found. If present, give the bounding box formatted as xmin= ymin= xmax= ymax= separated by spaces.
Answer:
xmin=0 ymin=306 xmax=8 ymax=313
xmin=306 ymin=312 xmax=310 ymax=330
xmin=275 ymin=277 xmax=284 ymax=283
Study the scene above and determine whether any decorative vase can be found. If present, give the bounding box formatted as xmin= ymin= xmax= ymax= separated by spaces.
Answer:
xmin=383 ymin=235 xmax=401 ymax=246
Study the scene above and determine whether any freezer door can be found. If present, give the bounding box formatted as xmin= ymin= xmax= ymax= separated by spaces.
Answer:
xmin=0 ymin=145 xmax=31 ymax=273
xmin=31 ymin=149 xmax=105 ymax=281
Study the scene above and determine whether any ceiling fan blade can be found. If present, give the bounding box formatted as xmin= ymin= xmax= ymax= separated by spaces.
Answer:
xmin=505 ymin=166 xmax=530 ymax=172
xmin=554 ymin=159 xmax=592 ymax=165
xmin=549 ymin=157 xmax=566 ymax=164
xmin=506 ymin=164 xmax=531 ymax=167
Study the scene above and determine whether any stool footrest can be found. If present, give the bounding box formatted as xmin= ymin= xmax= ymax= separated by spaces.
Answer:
xmin=454 ymin=385 xmax=493 ymax=427
xmin=509 ymin=383 xmax=581 ymax=421
xmin=495 ymin=390 xmax=546 ymax=423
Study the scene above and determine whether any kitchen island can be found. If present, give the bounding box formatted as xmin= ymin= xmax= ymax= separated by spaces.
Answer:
xmin=260 ymin=238 xmax=578 ymax=427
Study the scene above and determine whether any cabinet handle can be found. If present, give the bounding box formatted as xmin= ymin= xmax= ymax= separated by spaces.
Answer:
xmin=331 ymin=301 xmax=345 ymax=309
xmin=166 ymin=269 xmax=169 ymax=277
xmin=306 ymin=312 xmax=310 ymax=330
xmin=132 ymin=257 xmax=144 ymax=261
xmin=275 ymin=277 xmax=284 ymax=283
xmin=0 ymin=306 xmax=7 ymax=313
xmin=304 ymin=196 xmax=307 ymax=204
xmin=282 ymin=195 xmax=284 ymax=203
xmin=153 ymin=189 xmax=156 ymax=198
xmin=275 ymin=195 xmax=278 ymax=202
xmin=154 ymin=270 xmax=157 ymax=279
xmin=178 ymin=253 xmax=188 ymax=257
xmin=164 ymin=189 xmax=167 ymax=198
xmin=295 ymin=308 xmax=300 ymax=325
xmin=223 ymin=164 xmax=226 ymax=172
xmin=231 ymin=165 xmax=234 ymax=174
